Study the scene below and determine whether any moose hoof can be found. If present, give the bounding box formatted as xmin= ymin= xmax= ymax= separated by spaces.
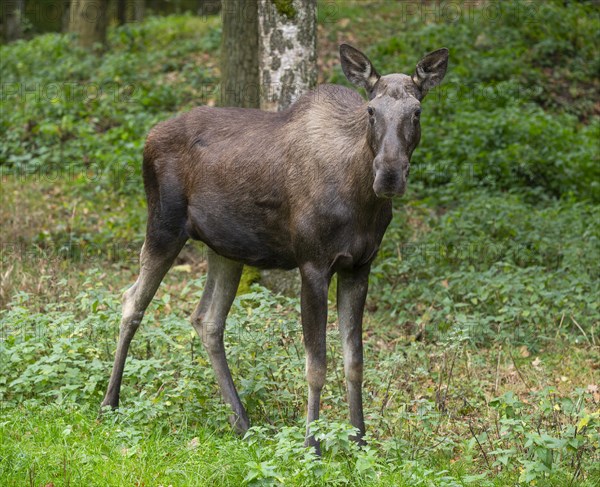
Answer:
xmin=351 ymin=433 xmax=367 ymax=448
xmin=231 ymin=414 xmax=250 ymax=436
xmin=304 ymin=437 xmax=322 ymax=457
xmin=98 ymin=398 xmax=119 ymax=417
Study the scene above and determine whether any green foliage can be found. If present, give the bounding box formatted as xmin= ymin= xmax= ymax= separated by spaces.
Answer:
xmin=415 ymin=106 xmax=599 ymax=202
xmin=1 ymin=272 xmax=598 ymax=485
xmin=1 ymin=1 xmax=599 ymax=485
xmin=485 ymin=389 xmax=600 ymax=484
xmin=238 ymin=266 xmax=263 ymax=295
xmin=328 ymin=0 xmax=599 ymax=202
xmin=0 ymin=14 xmax=220 ymax=196
xmin=369 ymin=194 xmax=599 ymax=349
xmin=0 ymin=279 xmax=306 ymax=423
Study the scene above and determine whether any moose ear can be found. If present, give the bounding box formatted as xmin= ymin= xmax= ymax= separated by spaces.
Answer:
xmin=412 ymin=48 xmax=449 ymax=97
xmin=340 ymin=44 xmax=381 ymax=97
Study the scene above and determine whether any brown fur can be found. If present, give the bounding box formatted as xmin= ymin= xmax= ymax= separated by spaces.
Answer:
xmin=102 ymin=44 xmax=449 ymax=451
xmin=142 ymin=83 xmax=389 ymax=271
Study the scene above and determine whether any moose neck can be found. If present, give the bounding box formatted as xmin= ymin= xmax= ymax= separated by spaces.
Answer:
xmin=339 ymin=104 xmax=381 ymax=207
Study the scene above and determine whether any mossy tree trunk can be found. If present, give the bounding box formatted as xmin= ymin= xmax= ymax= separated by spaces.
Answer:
xmin=258 ymin=0 xmax=317 ymax=111
xmin=220 ymin=0 xmax=260 ymax=108
xmin=69 ymin=0 xmax=108 ymax=49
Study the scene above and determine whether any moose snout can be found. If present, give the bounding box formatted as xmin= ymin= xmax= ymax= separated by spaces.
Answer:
xmin=373 ymin=159 xmax=409 ymax=198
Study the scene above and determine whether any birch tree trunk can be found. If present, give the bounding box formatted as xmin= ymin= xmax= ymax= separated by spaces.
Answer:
xmin=258 ymin=0 xmax=317 ymax=111
xmin=220 ymin=0 xmax=260 ymax=108
xmin=256 ymin=0 xmax=317 ymax=295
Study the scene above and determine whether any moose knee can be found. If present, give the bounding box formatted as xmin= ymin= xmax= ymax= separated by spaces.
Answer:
xmin=306 ymin=362 xmax=326 ymax=391
xmin=120 ymin=289 xmax=144 ymax=332
xmin=344 ymin=358 xmax=363 ymax=384
xmin=198 ymin=319 xmax=225 ymax=354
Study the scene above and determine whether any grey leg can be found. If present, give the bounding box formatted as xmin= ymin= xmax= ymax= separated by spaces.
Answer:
xmin=101 ymin=237 xmax=186 ymax=409
xmin=300 ymin=264 xmax=330 ymax=454
xmin=190 ymin=249 xmax=248 ymax=434
xmin=337 ymin=266 xmax=370 ymax=445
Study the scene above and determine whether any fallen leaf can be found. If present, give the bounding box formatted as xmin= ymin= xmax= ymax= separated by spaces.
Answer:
xmin=172 ymin=264 xmax=191 ymax=273
xmin=520 ymin=346 xmax=530 ymax=358
xmin=532 ymin=357 xmax=542 ymax=370
xmin=587 ymin=384 xmax=599 ymax=402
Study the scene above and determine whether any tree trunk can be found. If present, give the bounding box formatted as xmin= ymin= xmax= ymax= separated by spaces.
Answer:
xmin=62 ymin=2 xmax=71 ymax=33
xmin=117 ymin=0 xmax=126 ymax=25
xmin=134 ymin=0 xmax=145 ymax=22
xmin=220 ymin=0 xmax=260 ymax=108
xmin=258 ymin=0 xmax=317 ymax=111
xmin=198 ymin=0 xmax=221 ymax=16
xmin=124 ymin=0 xmax=145 ymax=23
xmin=69 ymin=0 xmax=108 ymax=49
xmin=3 ymin=0 xmax=25 ymax=42
xmin=256 ymin=0 xmax=317 ymax=295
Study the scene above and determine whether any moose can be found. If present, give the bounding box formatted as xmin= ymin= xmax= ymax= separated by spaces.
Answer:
xmin=101 ymin=44 xmax=448 ymax=450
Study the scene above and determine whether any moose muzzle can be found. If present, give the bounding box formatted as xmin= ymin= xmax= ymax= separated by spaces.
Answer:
xmin=373 ymin=158 xmax=410 ymax=198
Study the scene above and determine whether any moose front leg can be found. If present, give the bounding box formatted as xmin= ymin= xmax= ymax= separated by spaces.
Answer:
xmin=299 ymin=264 xmax=330 ymax=454
xmin=337 ymin=266 xmax=370 ymax=445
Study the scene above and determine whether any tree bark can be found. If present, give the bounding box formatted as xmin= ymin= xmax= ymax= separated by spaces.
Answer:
xmin=124 ymin=0 xmax=146 ymax=23
xmin=199 ymin=0 xmax=221 ymax=16
xmin=258 ymin=0 xmax=317 ymax=111
xmin=62 ymin=2 xmax=71 ymax=33
xmin=256 ymin=0 xmax=317 ymax=295
xmin=220 ymin=0 xmax=260 ymax=108
xmin=3 ymin=0 xmax=25 ymax=42
xmin=133 ymin=0 xmax=145 ymax=22
xmin=117 ymin=0 xmax=126 ymax=25
xmin=69 ymin=0 xmax=108 ymax=49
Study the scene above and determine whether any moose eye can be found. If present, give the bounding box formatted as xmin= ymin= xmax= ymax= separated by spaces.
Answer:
xmin=367 ymin=106 xmax=375 ymax=117
xmin=414 ymin=108 xmax=422 ymax=119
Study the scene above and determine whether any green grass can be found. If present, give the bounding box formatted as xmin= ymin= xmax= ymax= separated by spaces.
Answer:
xmin=1 ymin=0 xmax=599 ymax=485
xmin=1 ymin=404 xmax=252 ymax=486
xmin=0 ymin=405 xmax=530 ymax=486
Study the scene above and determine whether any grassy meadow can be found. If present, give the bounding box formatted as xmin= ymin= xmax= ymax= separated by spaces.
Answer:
xmin=1 ymin=1 xmax=599 ymax=485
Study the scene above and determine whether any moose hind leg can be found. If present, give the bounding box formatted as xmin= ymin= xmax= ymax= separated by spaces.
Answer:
xmin=101 ymin=236 xmax=186 ymax=410
xmin=190 ymin=249 xmax=248 ymax=434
